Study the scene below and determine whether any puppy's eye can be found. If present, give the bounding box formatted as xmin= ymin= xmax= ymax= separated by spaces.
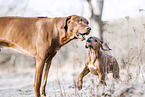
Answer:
xmin=95 ymin=40 xmax=97 ymax=42
xmin=77 ymin=20 xmax=82 ymax=23
xmin=87 ymin=21 xmax=89 ymax=25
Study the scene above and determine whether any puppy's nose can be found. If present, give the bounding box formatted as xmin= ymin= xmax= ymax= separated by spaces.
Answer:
xmin=86 ymin=27 xmax=91 ymax=32
xmin=85 ymin=44 xmax=88 ymax=48
xmin=87 ymin=38 xmax=91 ymax=42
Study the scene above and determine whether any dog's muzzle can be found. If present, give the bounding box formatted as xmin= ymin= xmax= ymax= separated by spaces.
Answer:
xmin=85 ymin=44 xmax=88 ymax=48
xmin=76 ymin=27 xmax=91 ymax=41
xmin=85 ymin=43 xmax=93 ymax=48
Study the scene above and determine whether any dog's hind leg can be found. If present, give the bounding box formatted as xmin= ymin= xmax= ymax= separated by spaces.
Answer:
xmin=113 ymin=58 xmax=120 ymax=79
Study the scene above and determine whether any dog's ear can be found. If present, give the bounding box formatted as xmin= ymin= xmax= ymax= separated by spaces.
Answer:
xmin=100 ymin=41 xmax=112 ymax=51
xmin=61 ymin=16 xmax=71 ymax=31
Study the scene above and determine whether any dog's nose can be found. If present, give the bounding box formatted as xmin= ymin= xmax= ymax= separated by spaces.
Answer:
xmin=87 ymin=38 xmax=91 ymax=42
xmin=85 ymin=44 xmax=88 ymax=48
xmin=86 ymin=27 xmax=91 ymax=32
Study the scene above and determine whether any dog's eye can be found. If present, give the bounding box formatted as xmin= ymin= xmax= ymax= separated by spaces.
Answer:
xmin=95 ymin=40 xmax=97 ymax=42
xmin=87 ymin=39 xmax=91 ymax=42
xmin=77 ymin=20 xmax=82 ymax=23
xmin=87 ymin=21 xmax=89 ymax=25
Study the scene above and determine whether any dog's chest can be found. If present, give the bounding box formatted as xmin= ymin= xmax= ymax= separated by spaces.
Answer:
xmin=87 ymin=61 xmax=99 ymax=75
xmin=88 ymin=64 xmax=97 ymax=70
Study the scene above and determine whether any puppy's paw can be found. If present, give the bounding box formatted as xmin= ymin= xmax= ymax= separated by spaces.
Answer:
xmin=77 ymin=82 xmax=82 ymax=90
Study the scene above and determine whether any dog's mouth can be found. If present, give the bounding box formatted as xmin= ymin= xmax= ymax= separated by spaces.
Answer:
xmin=85 ymin=42 xmax=93 ymax=48
xmin=85 ymin=44 xmax=93 ymax=48
xmin=76 ymin=31 xmax=89 ymax=41
xmin=85 ymin=44 xmax=88 ymax=48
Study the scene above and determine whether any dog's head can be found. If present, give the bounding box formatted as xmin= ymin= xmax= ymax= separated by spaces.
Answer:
xmin=61 ymin=15 xmax=91 ymax=41
xmin=85 ymin=36 xmax=112 ymax=51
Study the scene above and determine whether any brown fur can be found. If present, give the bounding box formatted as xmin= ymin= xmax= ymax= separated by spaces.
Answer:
xmin=77 ymin=36 xmax=119 ymax=90
xmin=0 ymin=15 xmax=91 ymax=97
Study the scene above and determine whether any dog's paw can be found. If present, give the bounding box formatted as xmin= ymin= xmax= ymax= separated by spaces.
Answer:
xmin=77 ymin=82 xmax=82 ymax=90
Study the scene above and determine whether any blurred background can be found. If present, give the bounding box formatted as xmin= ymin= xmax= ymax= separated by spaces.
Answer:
xmin=0 ymin=0 xmax=145 ymax=96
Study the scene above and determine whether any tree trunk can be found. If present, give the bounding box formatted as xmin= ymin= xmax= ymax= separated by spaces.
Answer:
xmin=87 ymin=0 xmax=104 ymax=40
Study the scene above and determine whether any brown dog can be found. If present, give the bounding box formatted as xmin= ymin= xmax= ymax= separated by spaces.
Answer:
xmin=77 ymin=36 xmax=119 ymax=90
xmin=0 ymin=15 xmax=91 ymax=97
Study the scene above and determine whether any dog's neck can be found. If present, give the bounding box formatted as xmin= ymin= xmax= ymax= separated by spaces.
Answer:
xmin=90 ymin=48 xmax=102 ymax=57
xmin=89 ymin=48 xmax=102 ymax=64
xmin=60 ymin=33 xmax=75 ymax=46
xmin=56 ymin=18 xmax=75 ymax=46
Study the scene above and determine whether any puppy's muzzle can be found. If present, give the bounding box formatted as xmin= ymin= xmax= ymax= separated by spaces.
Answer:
xmin=85 ymin=44 xmax=93 ymax=48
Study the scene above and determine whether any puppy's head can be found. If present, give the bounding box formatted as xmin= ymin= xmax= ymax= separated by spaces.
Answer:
xmin=85 ymin=37 xmax=112 ymax=51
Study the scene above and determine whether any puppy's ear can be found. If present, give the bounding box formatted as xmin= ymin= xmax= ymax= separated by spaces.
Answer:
xmin=61 ymin=16 xmax=71 ymax=31
xmin=100 ymin=41 xmax=112 ymax=51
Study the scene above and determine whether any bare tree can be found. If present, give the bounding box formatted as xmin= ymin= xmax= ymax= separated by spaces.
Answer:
xmin=87 ymin=0 xmax=104 ymax=40
xmin=0 ymin=0 xmax=28 ymax=16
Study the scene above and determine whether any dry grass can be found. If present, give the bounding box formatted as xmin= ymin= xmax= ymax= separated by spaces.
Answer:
xmin=48 ymin=16 xmax=145 ymax=97
xmin=0 ymin=16 xmax=145 ymax=97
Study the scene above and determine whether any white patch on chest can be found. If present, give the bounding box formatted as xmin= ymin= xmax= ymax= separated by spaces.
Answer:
xmin=88 ymin=64 xmax=97 ymax=70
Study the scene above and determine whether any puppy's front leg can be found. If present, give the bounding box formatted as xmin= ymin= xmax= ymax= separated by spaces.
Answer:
xmin=77 ymin=66 xmax=90 ymax=90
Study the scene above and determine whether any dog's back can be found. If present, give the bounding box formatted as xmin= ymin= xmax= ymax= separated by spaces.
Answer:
xmin=0 ymin=17 xmax=53 ymax=57
xmin=101 ymin=53 xmax=120 ymax=79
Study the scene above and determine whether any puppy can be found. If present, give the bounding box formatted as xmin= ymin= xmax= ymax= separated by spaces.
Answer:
xmin=77 ymin=36 xmax=120 ymax=90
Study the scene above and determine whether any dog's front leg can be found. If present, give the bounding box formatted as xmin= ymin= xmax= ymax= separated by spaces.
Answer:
xmin=34 ymin=58 xmax=45 ymax=97
xmin=41 ymin=53 xmax=56 ymax=96
xmin=40 ymin=62 xmax=51 ymax=96
xmin=77 ymin=66 xmax=90 ymax=90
